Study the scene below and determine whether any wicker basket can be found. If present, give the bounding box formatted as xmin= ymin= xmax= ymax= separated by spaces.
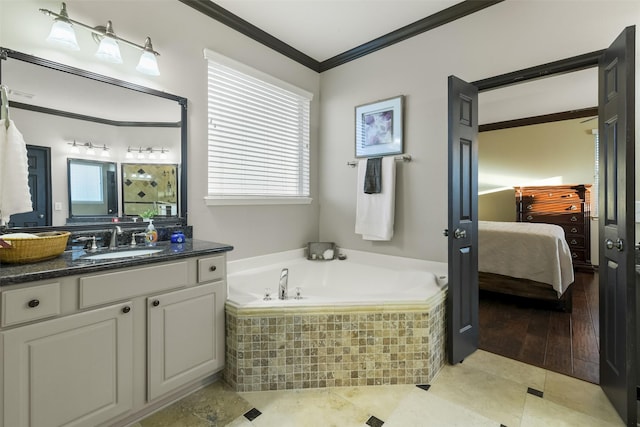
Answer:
xmin=0 ymin=231 xmax=70 ymax=264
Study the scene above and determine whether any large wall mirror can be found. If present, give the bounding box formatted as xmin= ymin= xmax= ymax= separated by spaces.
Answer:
xmin=0 ymin=48 xmax=187 ymax=231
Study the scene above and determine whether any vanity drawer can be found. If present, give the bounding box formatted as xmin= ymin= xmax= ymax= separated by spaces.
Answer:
xmin=198 ymin=256 xmax=225 ymax=283
xmin=80 ymin=261 xmax=189 ymax=309
xmin=2 ymin=282 xmax=61 ymax=327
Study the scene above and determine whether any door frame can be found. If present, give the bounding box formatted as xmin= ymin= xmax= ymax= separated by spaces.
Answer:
xmin=448 ymin=30 xmax=636 ymax=425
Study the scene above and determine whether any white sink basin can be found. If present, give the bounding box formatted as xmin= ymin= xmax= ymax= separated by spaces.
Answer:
xmin=83 ymin=249 xmax=163 ymax=260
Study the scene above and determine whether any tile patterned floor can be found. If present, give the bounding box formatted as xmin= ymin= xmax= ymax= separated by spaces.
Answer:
xmin=134 ymin=350 xmax=624 ymax=427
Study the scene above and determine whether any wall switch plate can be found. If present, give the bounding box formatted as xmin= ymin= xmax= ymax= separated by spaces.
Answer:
xmin=54 ymin=202 xmax=62 ymax=211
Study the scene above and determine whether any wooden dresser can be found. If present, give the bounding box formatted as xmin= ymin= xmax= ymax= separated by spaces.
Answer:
xmin=515 ymin=184 xmax=593 ymax=271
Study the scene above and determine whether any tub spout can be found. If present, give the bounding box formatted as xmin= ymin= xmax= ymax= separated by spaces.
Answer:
xmin=279 ymin=268 xmax=288 ymax=300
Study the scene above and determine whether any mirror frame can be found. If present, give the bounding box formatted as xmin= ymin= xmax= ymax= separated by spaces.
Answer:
xmin=0 ymin=47 xmax=188 ymax=232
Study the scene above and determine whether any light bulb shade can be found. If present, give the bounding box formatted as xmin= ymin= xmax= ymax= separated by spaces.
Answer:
xmin=47 ymin=20 xmax=79 ymax=50
xmin=125 ymin=150 xmax=134 ymax=159
xmin=95 ymin=37 xmax=122 ymax=63
xmin=136 ymin=51 xmax=160 ymax=76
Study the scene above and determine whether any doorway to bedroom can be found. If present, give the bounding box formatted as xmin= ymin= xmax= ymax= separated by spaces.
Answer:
xmin=475 ymin=69 xmax=601 ymax=384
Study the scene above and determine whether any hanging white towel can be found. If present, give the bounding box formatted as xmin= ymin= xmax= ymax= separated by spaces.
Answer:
xmin=0 ymin=119 xmax=33 ymax=224
xmin=355 ymin=156 xmax=396 ymax=241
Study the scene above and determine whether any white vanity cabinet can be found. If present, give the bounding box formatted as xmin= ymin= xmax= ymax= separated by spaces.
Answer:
xmin=1 ymin=301 xmax=134 ymax=427
xmin=147 ymin=280 xmax=225 ymax=400
xmin=0 ymin=252 xmax=227 ymax=427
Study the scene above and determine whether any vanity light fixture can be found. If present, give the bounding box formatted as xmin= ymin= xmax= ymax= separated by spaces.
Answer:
xmin=44 ymin=2 xmax=79 ymax=51
xmin=85 ymin=142 xmax=96 ymax=156
xmin=94 ymin=21 xmax=122 ymax=64
xmin=67 ymin=140 xmax=108 ymax=156
xmin=69 ymin=140 xmax=81 ymax=154
xmin=126 ymin=146 xmax=169 ymax=160
xmin=40 ymin=2 xmax=160 ymax=76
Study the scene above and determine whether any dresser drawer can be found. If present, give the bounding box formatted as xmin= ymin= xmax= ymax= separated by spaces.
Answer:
xmin=519 ymin=200 xmax=586 ymax=214
xmin=198 ymin=255 xmax=225 ymax=283
xmin=559 ymin=224 xmax=585 ymax=236
xmin=79 ymin=261 xmax=189 ymax=309
xmin=520 ymin=188 xmax=581 ymax=201
xmin=570 ymin=249 xmax=587 ymax=263
xmin=519 ymin=212 xmax=585 ymax=224
xmin=566 ymin=236 xmax=585 ymax=249
xmin=2 ymin=282 xmax=61 ymax=327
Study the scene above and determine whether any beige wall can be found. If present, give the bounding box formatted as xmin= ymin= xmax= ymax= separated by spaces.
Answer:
xmin=478 ymin=190 xmax=517 ymax=223
xmin=478 ymin=118 xmax=597 ymax=221
xmin=318 ymin=1 xmax=639 ymax=263
xmin=0 ymin=0 xmax=321 ymax=260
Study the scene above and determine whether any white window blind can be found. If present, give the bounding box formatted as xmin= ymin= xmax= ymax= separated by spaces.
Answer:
xmin=205 ymin=49 xmax=312 ymax=204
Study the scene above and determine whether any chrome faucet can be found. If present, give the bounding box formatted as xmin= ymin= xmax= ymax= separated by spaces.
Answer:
xmin=279 ymin=268 xmax=289 ymax=300
xmin=109 ymin=226 xmax=122 ymax=249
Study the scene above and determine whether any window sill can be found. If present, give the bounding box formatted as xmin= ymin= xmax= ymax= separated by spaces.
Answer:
xmin=204 ymin=196 xmax=313 ymax=206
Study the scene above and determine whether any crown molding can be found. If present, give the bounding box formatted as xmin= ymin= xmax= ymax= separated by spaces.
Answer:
xmin=179 ymin=0 xmax=505 ymax=73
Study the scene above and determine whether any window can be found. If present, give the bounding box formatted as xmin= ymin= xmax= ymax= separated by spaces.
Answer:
xmin=69 ymin=162 xmax=103 ymax=203
xmin=204 ymin=49 xmax=312 ymax=205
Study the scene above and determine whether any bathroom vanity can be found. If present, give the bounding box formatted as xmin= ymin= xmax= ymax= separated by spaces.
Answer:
xmin=0 ymin=239 xmax=232 ymax=427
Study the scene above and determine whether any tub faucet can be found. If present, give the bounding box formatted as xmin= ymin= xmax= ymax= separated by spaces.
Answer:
xmin=279 ymin=268 xmax=288 ymax=300
xmin=109 ymin=226 xmax=122 ymax=249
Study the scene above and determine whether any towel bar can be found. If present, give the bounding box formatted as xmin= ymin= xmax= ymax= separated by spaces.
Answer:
xmin=347 ymin=154 xmax=411 ymax=167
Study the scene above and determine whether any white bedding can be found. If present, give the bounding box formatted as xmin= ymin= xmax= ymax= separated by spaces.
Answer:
xmin=478 ymin=221 xmax=575 ymax=296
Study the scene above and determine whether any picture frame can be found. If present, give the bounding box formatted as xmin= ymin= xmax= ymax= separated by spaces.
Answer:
xmin=355 ymin=95 xmax=404 ymax=158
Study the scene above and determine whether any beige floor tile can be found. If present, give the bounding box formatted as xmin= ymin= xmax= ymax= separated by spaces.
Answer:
xmin=429 ymin=362 xmax=527 ymax=427
xmin=139 ymin=381 xmax=253 ymax=427
xmin=543 ymin=371 xmax=624 ymax=425
xmin=330 ymin=384 xmax=415 ymax=420
xmin=465 ymin=350 xmax=547 ymax=391
xmin=521 ymin=394 xmax=624 ymax=427
xmin=225 ymin=415 xmax=253 ymax=427
xmin=240 ymin=389 xmax=370 ymax=427
xmin=384 ymin=388 xmax=498 ymax=427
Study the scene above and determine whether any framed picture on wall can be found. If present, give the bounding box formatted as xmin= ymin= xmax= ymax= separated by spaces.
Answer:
xmin=355 ymin=95 xmax=404 ymax=158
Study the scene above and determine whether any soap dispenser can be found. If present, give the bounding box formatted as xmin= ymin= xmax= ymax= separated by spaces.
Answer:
xmin=145 ymin=219 xmax=158 ymax=246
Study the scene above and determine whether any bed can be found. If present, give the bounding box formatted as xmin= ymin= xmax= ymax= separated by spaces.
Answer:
xmin=478 ymin=220 xmax=575 ymax=311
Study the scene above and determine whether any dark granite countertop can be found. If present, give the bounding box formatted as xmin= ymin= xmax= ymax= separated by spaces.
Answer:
xmin=0 ymin=239 xmax=233 ymax=287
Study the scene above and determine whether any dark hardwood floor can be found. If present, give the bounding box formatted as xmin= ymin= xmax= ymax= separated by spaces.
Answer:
xmin=479 ymin=271 xmax=599 ymax=383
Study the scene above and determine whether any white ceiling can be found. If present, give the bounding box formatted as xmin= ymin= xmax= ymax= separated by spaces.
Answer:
xmin=213 ymin=0 xmax=462 ymax=62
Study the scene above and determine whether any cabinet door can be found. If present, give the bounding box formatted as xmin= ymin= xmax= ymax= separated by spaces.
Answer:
xmin=2 ymin=303 xmax=134 ymax=427
xmin=147 ymin=282 xmax=225 ymax=400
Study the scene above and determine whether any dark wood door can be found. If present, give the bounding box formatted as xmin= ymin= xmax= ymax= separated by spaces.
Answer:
xmin=447 ymin=75 xmax=479 ymax=364
xmin=8 ymin=145 xmax=50 ymax=227
xmin=598 ymin=26 xmax=636 ymax=426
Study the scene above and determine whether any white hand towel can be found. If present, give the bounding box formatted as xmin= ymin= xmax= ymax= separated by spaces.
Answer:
xmin=355 ymin=156 xmax=396 ymax=240
xmin=0 ymin=119 xmax=33 ymax=224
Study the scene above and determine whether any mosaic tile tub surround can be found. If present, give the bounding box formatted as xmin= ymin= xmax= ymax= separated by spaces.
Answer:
xmin=224 ymin=296 xmax=446 ymax=392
